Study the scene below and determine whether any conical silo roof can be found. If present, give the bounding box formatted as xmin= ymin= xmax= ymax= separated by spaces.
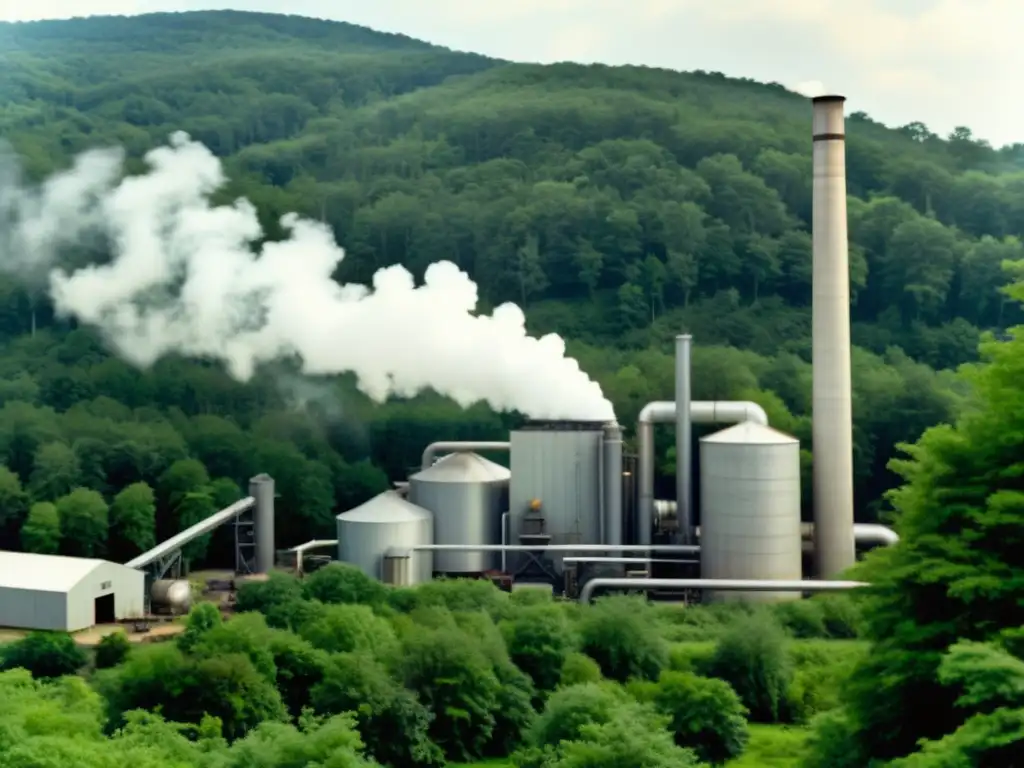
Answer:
xmin=336 ymin=490 xmax=432 ymax=522
xmin=410 ymin=451 xmax=511 ymax=483
xmin=701 ymin=421 xmax=798 ymax=445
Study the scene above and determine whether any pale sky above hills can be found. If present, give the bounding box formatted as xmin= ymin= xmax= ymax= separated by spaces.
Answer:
xmin=2 ymin=0 xmax=1018 ymax=148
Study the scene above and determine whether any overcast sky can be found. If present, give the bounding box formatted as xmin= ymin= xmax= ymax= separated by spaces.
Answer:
xmin=2 ymin=0 xmax=1018 ymax=148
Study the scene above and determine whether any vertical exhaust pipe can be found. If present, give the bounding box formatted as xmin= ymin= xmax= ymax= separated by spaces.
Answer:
xmin=603 ymin=422 xmax=623 ymax=547
xmin=811 ymin=95 xmax=856 ymax=577
xmin=676 ymin=335 xmax=693 ymax=543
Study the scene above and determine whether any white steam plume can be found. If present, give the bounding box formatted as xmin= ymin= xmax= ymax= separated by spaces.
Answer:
xmin=0 ymin=133 xmax=615 ymax=422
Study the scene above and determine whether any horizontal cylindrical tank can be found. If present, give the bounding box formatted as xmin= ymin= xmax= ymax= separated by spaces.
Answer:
xmin=337 ymin=491 xmax=433 ymax=584
xmin=700 ymin=421 xmax=802 ymax=603
xmin=509 ymin=420 xmax=606 ymax=573
xmin=151 ymin=579 xmax=192 ymax=614
xmin=409 ymin=451 xmax=510 ymax=573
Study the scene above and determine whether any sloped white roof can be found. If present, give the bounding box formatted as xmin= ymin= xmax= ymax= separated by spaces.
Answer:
xmin=410 ymin=451 xmax=511 ymax=483
xmin=337 ymin=490 xmax=432 ymax=523
xmin=701 ymin=421 xmax=798 ymax=445
xmin=0 ymin=551 xmax=108 ymax=593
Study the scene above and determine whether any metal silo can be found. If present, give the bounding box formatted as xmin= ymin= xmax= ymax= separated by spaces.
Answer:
xmin=336 ymin=491 xmax=433 ymax=584
xmin=699 ymin=421 xmax=802 ymax=602
xmin=408 ymin=451 xmax=510 ymax=574
xmin=509 ymin=420 xmax=606 ymax=572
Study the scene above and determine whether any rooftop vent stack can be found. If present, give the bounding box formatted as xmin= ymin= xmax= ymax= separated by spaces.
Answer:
xmin=811 ymin=95 xmax=856 ymax=577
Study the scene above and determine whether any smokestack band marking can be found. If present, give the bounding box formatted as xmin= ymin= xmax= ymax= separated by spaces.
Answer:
xmin=812 ymin=133 xmax=845 ymax=141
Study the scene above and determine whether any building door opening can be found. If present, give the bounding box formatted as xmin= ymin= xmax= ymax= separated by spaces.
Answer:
xmin=94 ymin=593 xmax=115 ymax=624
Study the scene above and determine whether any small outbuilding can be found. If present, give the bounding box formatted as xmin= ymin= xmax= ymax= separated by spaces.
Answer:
xmin=0 ymin=551 xmax=146 ymax=632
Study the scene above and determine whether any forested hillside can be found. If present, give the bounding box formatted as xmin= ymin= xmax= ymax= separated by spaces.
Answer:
xmin=0 ymin=10 xmax=1021 ymax=560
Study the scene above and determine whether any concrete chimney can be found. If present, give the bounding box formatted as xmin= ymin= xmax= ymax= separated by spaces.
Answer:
xmin=811 ymin=95 xmax=856 ymax=578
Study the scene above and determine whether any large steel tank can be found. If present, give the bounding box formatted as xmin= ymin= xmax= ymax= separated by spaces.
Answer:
xmin=408 ymin=451 xmax=510 ymax=574
xmin=699 ymin=421 xmax=802 ymax=602
xmin=336 ymin=491 xmax=433 ymax=584
xmin=150 ymin=579 xmax=192 ymax=615
xmin=509 ymin=420 xmax=606 ymax=572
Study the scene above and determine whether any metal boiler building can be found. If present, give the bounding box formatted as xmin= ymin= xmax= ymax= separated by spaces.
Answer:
xmin=0 ymin=551 xmax=146 ymax=632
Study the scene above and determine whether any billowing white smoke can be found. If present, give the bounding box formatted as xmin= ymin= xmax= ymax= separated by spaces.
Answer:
xmin=0 ymin=133 xmax=615 ymax=421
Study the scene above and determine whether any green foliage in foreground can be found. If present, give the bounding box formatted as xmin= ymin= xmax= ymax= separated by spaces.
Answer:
xmin=0 ymin=571 xmax=867 ymax=767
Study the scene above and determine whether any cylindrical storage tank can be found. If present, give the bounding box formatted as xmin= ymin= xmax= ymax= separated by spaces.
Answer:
xmin=700 ymin=422 xmax=802 ymax=602
xmin=509 ymin=420 xmax=605 ymax=572
xmin=408 ymin=451 xmax=510 ymax=574
xmin=151 ymin=579 xmax=193 ymax=614
xmin=337 ymin=491 xmax=433 ymax=584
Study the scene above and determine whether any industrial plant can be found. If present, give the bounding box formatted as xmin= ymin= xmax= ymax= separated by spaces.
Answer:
xmin=0 ymin=95 xmax=892 ymax=634
xmin=304 ymin=94 xmax=893 ymax=603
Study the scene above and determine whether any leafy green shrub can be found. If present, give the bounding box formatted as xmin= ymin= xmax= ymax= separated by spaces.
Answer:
xmin=403 ymin=577 xmax=510 ymax=620
xmin=650 ymin=670 xmax=749 ymax=764
xmin=560 ymin=652 xmax=603 ymax=686
xmin=310 ymin=651 xmax=444 ymax=767
xmin=668 ymin=641 xmax=716 ymax=674
xmin=772 ymin=600 xmax=827 ymax=639
xmin=801 ymin=708 xmax=867 ymax=768
xmin=578 ymin=595 xmax=669 ymax=682
xmin=399 ymin=625 xmax=502 ymax=762
xmin=1 ymin=631 xmax=88 ymax=679
xmin=504 ymin=603 xmax=575 ymax=693
xmin=517 ymin=685 xmax=700 ymax=768
xmin=706 ymin=614 xmax=793 ymax=723
xmin=527 ymin=682 xmax=636 ymax=747
xmin=785 ymin=640 xmax=866 ymax=722
xmin=234 ymin=572 xmax=303 ymax=618
xmin=301 ymin=562 xmax=388 ymax=607
xmin=654 ymin=602 xmax=754 ymax=643
xmin=94 ymin=631 xmax=131 ymax=669
xmin=815 ymin=595 xmax=862 ymax=639
xmin=297 ymin=603 xmax=399 ymax=659
xmin=96 ymin=643 xmax=287 ymax=739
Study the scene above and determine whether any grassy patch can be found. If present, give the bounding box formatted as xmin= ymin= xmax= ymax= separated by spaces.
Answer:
xmin=726 ymin=724 xmax=809 ymax=766
xmin=448 ymin=762 xmax=513 ymax=768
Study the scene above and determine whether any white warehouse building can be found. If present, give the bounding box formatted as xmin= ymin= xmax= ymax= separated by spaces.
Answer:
xmin=0 ymin=551 xmax=146 ymax=632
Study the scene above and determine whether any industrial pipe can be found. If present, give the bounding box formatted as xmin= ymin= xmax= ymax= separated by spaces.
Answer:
xmin=579 ymin=577 xmax=867 ymax=603
xmin=676 ymin=335 xmax=693 ymax=544
xmin=637 ymin=401 xmax=769 ymax=546
xmin=286 ymin=539 xmax=340 ymax=575
xmin=413 ymin=544 xmax=701 ymax=553
xmin=564 ymin=557 xmax=699 ymax=565
xmin=603 ymin=422 xmax=624 ymax=546
xmin=653 ymin=504 xmax=899 ymax=548
xmin=811 ymin=94 xmax=856 ymax=578
xmin=420 ymin=441 xmax=510 ymax=471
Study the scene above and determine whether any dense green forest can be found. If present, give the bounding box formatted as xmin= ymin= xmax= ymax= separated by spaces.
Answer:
xmin=3 ymin=10 xmax=1024 ymax=765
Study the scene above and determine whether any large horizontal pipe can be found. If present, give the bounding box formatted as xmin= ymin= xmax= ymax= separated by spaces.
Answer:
xmin=564 ymin=557 xmax=698 ymax=565
xmin=413 ymin=544 xmax=701 ymax=553
xmin=638 ymin=400 xmax=769 ymax=546
xmin=579 ymin=577 xmax=867 ymax=603
xmin=420 ymin=441 xmax=510 ymax=471
xmin=654 ymin=504 xmax=900 ymax=547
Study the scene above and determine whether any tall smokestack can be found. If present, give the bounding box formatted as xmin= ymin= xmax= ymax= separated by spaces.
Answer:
xmin=811 ymin=95 xmax=856 ymax=578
